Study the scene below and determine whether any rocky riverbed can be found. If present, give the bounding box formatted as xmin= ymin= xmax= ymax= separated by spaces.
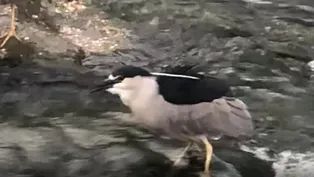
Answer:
xmin=1 ymin=0 xmax=314 ymax=177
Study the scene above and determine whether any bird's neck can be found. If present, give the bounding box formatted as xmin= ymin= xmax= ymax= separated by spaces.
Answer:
xmin=129 ymin=94 xmax=170 ymax=130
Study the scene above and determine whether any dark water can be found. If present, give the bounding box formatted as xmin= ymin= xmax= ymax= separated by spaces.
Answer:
xmin=1 ymin=0 xmax=314 ymax=177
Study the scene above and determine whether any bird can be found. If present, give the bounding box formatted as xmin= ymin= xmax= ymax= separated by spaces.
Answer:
xmin=0 ymin=0 xmax=54 ymax=48
xmin=0 ymin=0 xmax=20 ymax=48
xmin=91 ymin=65 xmax=254 ymax=176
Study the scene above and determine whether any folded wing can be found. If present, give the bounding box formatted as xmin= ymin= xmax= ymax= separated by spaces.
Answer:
xmin=168 ymin=97 xmax=254 ymax=141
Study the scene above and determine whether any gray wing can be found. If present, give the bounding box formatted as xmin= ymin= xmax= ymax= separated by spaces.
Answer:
xmin=168 ymin=97 xmax=254 ymax=141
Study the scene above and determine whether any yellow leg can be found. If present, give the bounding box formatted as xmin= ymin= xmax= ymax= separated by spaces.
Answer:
xmin=173 ymin=142 xmax=193 ymax=165
xmin=0 ymin=4 xmax=21 ymax=48
xmin=201 ymin=136 xmax=213 ymax=175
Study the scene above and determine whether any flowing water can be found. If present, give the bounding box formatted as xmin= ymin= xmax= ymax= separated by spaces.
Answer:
xmin=1 ymin=0 xmax=314 ymax=176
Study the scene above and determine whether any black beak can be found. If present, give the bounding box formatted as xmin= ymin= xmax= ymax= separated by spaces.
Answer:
xmin=90 ymin=78 xmax=119 ymax=93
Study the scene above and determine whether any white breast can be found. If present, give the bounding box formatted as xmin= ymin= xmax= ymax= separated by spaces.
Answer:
xmin=127 ymin=77 xmax=174 ymax=131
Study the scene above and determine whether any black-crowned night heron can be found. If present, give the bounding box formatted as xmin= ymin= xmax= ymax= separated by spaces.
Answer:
xmin=91 ymin=65 xmax=254 ymax=176
xmin=0 ymin=0 xmax=20 ymax=47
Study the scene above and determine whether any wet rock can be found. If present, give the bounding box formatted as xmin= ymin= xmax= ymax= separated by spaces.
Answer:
xmin=0 ymin=0 xmax=129 ymax=66
xmin=214 ymin=147 xmax=275 ymax=177
xmin=211 ymin=26 xmax=253 ymax=38
xmin=0 ymin=91 xmax=28 ymax=103
xmin=275 ymin=16 xmax=314 ymax=27
xmin=0 ymin=110 xmax=272 ymax=177
xmin=0 ymin=0 xmax=314 ymax=177
xmin=266 ymin=42 xmax=313 ymax=62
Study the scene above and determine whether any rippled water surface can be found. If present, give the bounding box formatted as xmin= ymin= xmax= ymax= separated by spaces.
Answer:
xmin=1 ymin=0 xmax=314 ymax=177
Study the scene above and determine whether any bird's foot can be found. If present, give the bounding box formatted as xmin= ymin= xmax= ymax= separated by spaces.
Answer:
xmin=172 ymin=142 xmax=193 ymax=166
xmin=0 ymin=28 xmax=20 ymax=48
xmin=173 ymin=155 xmax=187 ymax=166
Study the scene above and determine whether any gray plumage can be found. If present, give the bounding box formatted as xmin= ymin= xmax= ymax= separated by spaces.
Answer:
xmin=108 ymin=75 xmax=253 ymax=143
xmin=93 ymin=65 xmax=255 ymax=175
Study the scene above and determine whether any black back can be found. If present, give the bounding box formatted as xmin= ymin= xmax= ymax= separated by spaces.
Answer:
xmin=110 ymin=65 xmax=233 ymax=105
xmin=156 ymin=65 xmax=233 ymax=105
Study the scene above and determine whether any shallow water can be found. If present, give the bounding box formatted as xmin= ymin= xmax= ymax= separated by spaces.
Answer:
xmin=1 ymin=0 xmax=314 ymax=176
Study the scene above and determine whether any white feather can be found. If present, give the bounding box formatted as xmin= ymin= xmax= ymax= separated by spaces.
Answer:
xmin=108 ymin=74 xmax=119 ymax=80
xmin=150 ymin=72 xmax=199 ymax=80
xmin=106 ymin=86 xmax=132 ymax=106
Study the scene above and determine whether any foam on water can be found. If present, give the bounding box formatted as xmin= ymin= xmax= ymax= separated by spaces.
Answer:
xmin=241 ymin=145 xmax=314 ymax=177
xmin=308 ymin=60 xmax=314 ymax=71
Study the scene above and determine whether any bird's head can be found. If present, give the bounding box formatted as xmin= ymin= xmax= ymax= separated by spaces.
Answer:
xmin=90 ymin=65 xmax=153 ymax=106
xmin=91 ymin=65 xmax=206 ymax=106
